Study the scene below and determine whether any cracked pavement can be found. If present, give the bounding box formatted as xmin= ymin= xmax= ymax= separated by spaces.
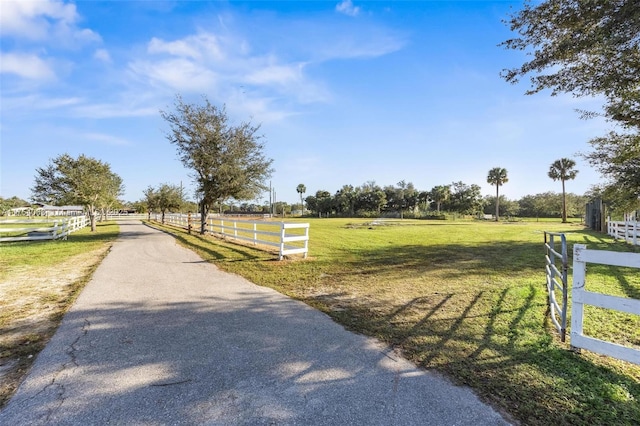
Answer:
xmin=0 ymin=221 xmax=511 ymax=425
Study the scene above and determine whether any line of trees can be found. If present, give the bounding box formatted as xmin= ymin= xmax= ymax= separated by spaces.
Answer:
xmin=299 ymin=180 xmax=587 ymax=220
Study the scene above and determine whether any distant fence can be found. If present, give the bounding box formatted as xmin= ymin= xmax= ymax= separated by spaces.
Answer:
xmin=571 ymin=244 xmax=640 ymax=365
xmin=0 ymin=216 xmax=89 ymax=242
xmin=151 ymin=213 xmax=309 ymax=260
xmin=102 ymin=213 xmax=147 ymax=221
xmin=544 ymin=232 xmax=568 ymax=342
xmin=607 ymin=218 xmax=639 ymax=246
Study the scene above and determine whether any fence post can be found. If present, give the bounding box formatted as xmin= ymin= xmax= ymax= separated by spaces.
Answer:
xmin=279 ymin=223 xmax=286 ymax=261
xmin=253 ymin=223 xmax=257 ymax=245
xmin=560 ymin=234 xmax=568 ymax=341
xmin=571 ymin=244 xmax=587 ymax=352
xmin=303 ymin=225 xmax=309 ymax=259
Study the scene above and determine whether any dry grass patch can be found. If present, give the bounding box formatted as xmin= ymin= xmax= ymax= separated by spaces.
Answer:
xmin=0 ymin=222 xmax=118 ymax=408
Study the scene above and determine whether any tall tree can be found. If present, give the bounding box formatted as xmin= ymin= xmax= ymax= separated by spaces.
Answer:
xmin=356 ymin=181 xmax=386 ymax=214
xmin=449 ymin=182 xmax=484 ymax=215
xmin=548 ymin=158 xmax=578 ymax=223
xmin=394 ymin=180 xmax=417 ymax=219
xmin=487 ymin=167 xmax=509 ymax=221
xmin=304 ymin=195 xmax=318 ymax=215
xmin=31 ymin=153 xmax=124 ymax=232
xmin=144 ymin=183 xmax=182 ymax=224
xmin=334 ymin=185 xmax=356 ymax=216
xmin=161 ymin=96 xmax=274 ymax=234
xmin=296 ymin=183 xmax=306 ymax=215
xmin=429 ymin=185 xmax=451 ymax=214
xmin=315 ymin=190 xmax=333 ymax=216
xmin=502 ymin=1 xmax=640 ymax=210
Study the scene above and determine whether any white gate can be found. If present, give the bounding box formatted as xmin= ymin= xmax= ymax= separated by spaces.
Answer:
xmin=571 ymin=244 xmax=640 ymax=365
xmin=544 ymin=232 xmax=568 ymax=341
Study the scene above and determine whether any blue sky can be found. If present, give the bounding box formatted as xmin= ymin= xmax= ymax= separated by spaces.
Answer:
xmin=1 ymin=0 xmax=611 ymax=206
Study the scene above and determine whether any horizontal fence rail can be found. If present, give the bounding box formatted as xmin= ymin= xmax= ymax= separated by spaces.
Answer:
xmin=544 ymin=232 xmax=568 ymax=341
xmin=0 ymin=215 xmax=89 ymax=242
xmin=152 ymin=213 xmax=309 ymax=260
xmin=571 ymin=244 xmax=640 ymax=365
xmin=102 ymin=213 xmax=147 ymax=221
xmin=607 ymin=218 xmax=640 ymax=246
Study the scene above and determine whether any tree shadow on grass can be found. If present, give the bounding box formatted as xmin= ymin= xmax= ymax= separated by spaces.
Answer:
xmin=144 ymin=221 xmax=270 ymax=262
xmin=309 ymin=283 xmax=640 ymax=425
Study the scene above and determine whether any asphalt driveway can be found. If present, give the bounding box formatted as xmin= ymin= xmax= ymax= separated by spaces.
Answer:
xmin=0 ymin=221 xmax=510 ymax=425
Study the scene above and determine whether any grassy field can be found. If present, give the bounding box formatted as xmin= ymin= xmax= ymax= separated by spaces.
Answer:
xmin=0 ymin=221 xmax=119 ymax=408
xmin=147 ymin=217 xmax=640 ymax=426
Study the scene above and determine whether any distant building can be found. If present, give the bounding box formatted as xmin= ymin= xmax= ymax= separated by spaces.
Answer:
xmin=34 ymin=204 xmax=85 ymax=216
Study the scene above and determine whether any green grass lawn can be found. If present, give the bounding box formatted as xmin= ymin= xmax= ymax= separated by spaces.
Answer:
xmin=149 ymin=217 xmax=640 ymax=426
xmin=0 ymin=221 xmax=119 ymax=281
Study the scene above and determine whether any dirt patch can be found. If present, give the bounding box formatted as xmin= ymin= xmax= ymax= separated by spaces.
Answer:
xmin=0 ymin=245 xmax=111 ymax=408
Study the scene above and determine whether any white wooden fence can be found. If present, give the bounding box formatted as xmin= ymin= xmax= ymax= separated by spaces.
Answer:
xmin=0 ymin=216 xmax=89 ymax=242
xmin=571 ymin=244 xmax=640 ymax=365
xmin=607 ymin=218 xmax=640 ymax=246
xmin=152 ymin=213 xmax=309 ymax=260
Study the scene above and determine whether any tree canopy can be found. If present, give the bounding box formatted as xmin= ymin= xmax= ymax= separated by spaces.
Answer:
xmin=296 ymin=184 xmax=306 ymax=214
xmin=161 ymin=95 xmax=274 ymax=233
xmin=144 ymin=183 xmax=182 ymax=223
xmin=548 ymin=158 xmax=579 ymax=223
xmin=502 ymin=0 xmax=640 ymax=211
xmin=487 ymin=167 xmax=508 ymax=221
xmin=31 ymin=153 xmax=123 ymax=231
xmin=502 ymin=0 xmax=640 ymax=128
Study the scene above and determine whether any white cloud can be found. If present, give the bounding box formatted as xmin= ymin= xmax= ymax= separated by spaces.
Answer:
xmin=148 ymin=33 xmax=224 ymax=61
xmin=94 ymin=48 xmax=112 ymax=63
xmin=0 ymin=0 xmax=100 ymax=46
xmin=130 ymin=31 xmax=327 ymax=107
xmin=125 ymin=16 xmax=401 ymax=121
xmin=336 ymin=0 xmax=361 ymax=17
xmin=71 ymin=103 xmax=158 ymax=119
xmin=130 ymin=58 xmax=218 ymax=92
xmin=232 ymin=96 xmax=298 ymax=124
xmin=245 ymin=63 xmax=304 ymax=86
xmin=0 ymin=52 xmax=55 ymax=80
xmin=0 ymin=95 xmax=83 ymax=111
xmin=318 ymin=31 xmax=405 ymax=60
xmin=83 ymin=132 xmax=129 ymax=146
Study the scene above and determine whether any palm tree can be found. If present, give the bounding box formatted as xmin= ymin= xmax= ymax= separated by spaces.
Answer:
xmin=429 ymin=185 xmax=450 ymax=214
xmin=296 ymin=184 xmax=306 ymax=215
xmin=487 ymin=167 xmax=508 ymax=221
xmin=548 ymin=158 xmax=578 ymax=223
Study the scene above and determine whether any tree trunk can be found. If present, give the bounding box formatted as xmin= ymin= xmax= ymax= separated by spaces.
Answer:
xmin=200 ymin=201 xmax=207 ymax=235
xmin=88 ymin=207 xmax=97 ymax=232
xmin=495 ymin=185 xmax=500 ymax=221
xmin=561 ymin=180 xmax=567 ymax=223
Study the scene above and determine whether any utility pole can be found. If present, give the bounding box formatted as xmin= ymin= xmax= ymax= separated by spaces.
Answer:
xmin=269 ymin=181 xmax=273 ymax=217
